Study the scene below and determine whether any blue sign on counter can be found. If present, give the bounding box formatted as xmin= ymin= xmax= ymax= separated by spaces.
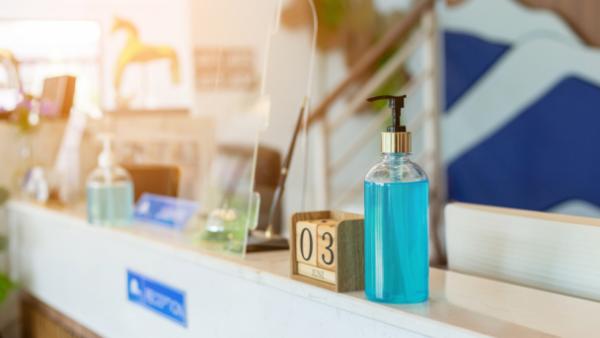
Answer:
xmin=134 ymin=193 xmax=199 ymax=229
xmin=127 ymin=270 xmax=187 ymax=327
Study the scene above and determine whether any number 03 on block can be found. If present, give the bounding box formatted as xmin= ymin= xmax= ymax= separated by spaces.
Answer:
xmin=291 ymin=211 xmax=364 ymax=292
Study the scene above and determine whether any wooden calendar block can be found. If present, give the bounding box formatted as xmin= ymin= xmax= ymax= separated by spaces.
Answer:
xmin=291 ymin=211 xmax=364 ymax=292
xmin=295 ymin=221 xmax=318 ymax=266
xmin=317 ymin=222 xmax=337 ymax=271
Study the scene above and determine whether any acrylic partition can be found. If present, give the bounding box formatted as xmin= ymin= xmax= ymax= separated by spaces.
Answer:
xmin=186 ymin=0 xmax=317 ymax=256
xmin=249 ymin=0 xmax=318 ymax=241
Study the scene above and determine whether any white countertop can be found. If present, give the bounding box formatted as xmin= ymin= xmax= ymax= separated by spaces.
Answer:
xmin=7 ymin=201 xmax=600 ymax=337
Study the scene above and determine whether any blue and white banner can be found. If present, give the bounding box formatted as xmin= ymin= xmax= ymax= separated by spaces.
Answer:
xmin=441 ymin=0 xmax=600 ymax=217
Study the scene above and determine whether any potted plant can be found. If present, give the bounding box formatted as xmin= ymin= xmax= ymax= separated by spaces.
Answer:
xmin=0 ymin=187 xmax=13 ymax=298
xmin=0 ymin=187 xmax=16 ymax=338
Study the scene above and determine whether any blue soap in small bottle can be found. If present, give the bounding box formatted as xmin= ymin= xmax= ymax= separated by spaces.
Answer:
xmin=364 ymin=95 xmax=429 ymax=304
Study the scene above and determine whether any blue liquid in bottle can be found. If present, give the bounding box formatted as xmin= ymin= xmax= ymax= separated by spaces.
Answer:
xmin=364 ymin=154 xmax=429 ymax=303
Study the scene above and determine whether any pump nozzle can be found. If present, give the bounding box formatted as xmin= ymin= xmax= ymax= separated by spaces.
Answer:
xmin=97 ymin=133 xmax=114 ymax=168
xmin=367 ymin=95 xmax=407 ymax=132
xmin=367 ymin=94 xmax=411 ymax=153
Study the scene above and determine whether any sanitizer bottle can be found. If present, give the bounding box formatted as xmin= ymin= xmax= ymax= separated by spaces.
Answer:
xmin=87 ymin=135 xmax=134 ymax=226
xmin=364 ymin=95 xmax=429 ymax=303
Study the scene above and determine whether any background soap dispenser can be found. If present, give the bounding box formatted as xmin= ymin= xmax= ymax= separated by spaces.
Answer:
xmin=87 ymin=134 xmax=134 ymax=226
xmin=364 ymin=95 xmax=429 ymax=304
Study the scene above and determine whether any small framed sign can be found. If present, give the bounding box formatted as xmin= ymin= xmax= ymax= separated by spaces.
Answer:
xmin=134 ymin=193 xmax=199 ymax=229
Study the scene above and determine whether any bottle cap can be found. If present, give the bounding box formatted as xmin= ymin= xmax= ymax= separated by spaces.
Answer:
xmin=367 ymin=95 xmax=411 ymax=153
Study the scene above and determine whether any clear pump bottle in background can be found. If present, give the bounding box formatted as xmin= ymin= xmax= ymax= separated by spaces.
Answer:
xmin=87 ymin=134 xmax=134 ymax=226
xmin=364 ymin=95 xmax=429 ymax=304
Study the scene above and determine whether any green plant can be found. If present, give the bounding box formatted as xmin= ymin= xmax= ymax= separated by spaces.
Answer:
xmin=0 ymin=186 xmax=15 ymax=304
xmin=0 ymin=187 xmax=8 ymax=206
xmin=0 ymin=273 xmax=14 ymax=304
xmin=281 ymin=0 xmax=410 ymax=115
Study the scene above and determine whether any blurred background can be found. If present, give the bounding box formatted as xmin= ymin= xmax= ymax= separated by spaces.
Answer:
xmin=1 ymin=0 xmax=599 ymax=262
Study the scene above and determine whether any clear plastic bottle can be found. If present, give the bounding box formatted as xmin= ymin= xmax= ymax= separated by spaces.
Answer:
xmin=363 ymin=95 xmax=429 ymax=304
xmin=86 ymin=135 xmax=134 ymax=226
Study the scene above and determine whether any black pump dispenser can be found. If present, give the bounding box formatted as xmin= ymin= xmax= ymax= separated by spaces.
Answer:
xmin=367 ymin=94 xmax=411 ymax=153
xmin=367 ymin=95 xmax=407 ymax=132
